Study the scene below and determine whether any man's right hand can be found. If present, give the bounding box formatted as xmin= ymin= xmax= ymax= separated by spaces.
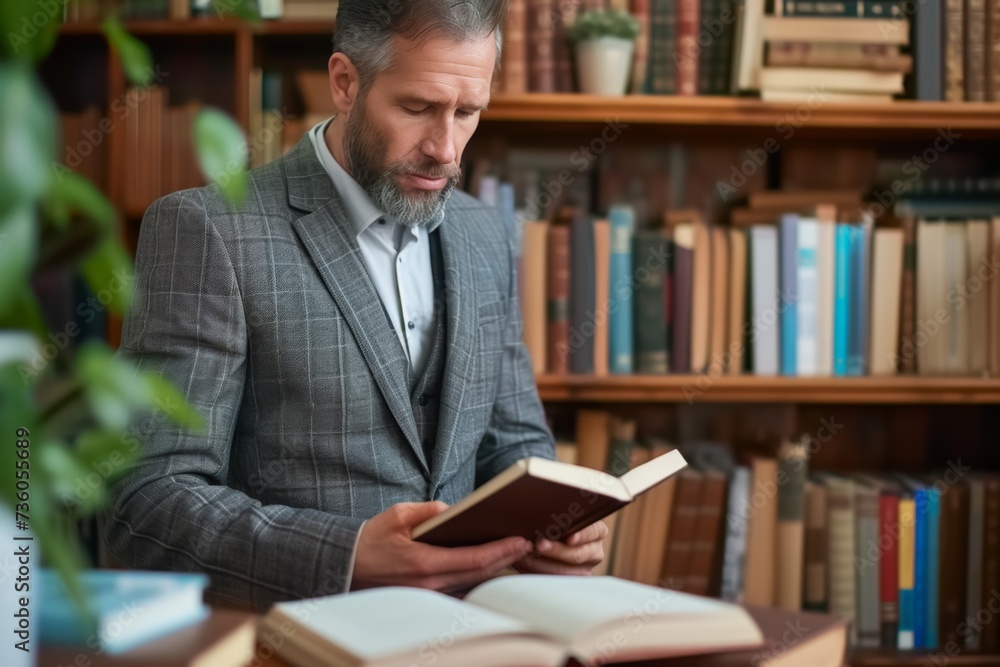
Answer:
xmin=349 ymin=501 xmax=532 ymax=593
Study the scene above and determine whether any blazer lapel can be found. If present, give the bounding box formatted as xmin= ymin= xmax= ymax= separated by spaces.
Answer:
xmin=282 ymin=138 xmax=429 ymax=476
xmin=431 ymin=214 xmax=480 ymax=485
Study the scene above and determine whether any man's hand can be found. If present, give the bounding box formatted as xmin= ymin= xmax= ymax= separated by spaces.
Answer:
xmin=513 ymin=521 xmax=608 ymax=576
xmin=350 ymin=501 xmax=533 ymax=593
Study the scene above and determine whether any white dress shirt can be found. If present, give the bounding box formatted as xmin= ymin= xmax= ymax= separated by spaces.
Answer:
xmin=308 ymin=120 xmax=440 ymax=378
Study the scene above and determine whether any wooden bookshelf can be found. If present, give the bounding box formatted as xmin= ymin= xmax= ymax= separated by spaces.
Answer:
xmin=536 ymin=375 xmax=1000 ymax=404
xmin=58 ymin=18 xmax=334 ymax=35
xmin=483 ymin=94 xmax=1000 ymax=133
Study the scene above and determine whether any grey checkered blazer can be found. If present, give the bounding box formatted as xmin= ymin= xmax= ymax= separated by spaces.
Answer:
xmin=100 ymin=136 xmax=555 ymax=611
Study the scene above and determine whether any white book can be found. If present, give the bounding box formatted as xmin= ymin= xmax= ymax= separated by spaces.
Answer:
xmin=796 ymin=218 xmax=820 ymax=376
xmin=966 ymin=220 xmax=991 ymax=375
xmin=869 ymin=228 xmax=904 ymax=375
xmin=759 ymin=67 xmax=904 ymax=94
xmin=750 ymin=225 xmax=780 ymax=375
xmin=761 ymin=16 xmax=911 ymax=45
xmin=260 ymin=576 xmax=765 ymax=667
xmin=943 ymin=222 xmax=970 ymax=374
xmin=258 ymin=0 xmax=283 ymax=19
xmin=815 ymin=215 xmax=837 ymax=376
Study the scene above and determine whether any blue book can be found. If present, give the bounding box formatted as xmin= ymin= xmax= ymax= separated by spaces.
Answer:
xmin=779 ymin=214 xmax=799 ymax=376
xmin=912 ymin=487 xmax=928 ymax=648
xmin=833 ymin=225 xmax=852 ymax=376
xmin=925 ymin=486 xmax=940 ymax=648
xmin=608 ymin=205 xmax=635 ymax=374
xmin=847 ymin=223 xmax=870 ymax=376
xmin=40 ymin=570 xmax=208 ymax=654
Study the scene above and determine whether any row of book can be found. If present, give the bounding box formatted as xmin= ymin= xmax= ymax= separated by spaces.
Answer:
xmin=60 ymin=107 xmax=107 ymax=189
xmin=563 ymin=411 xmax=1000 ymax=651
xmin=497 ymin=182 xmax=1000 ymax=377
xmin=61 ymin=0 xmax=335 ymax=21
xmin=122 ymin=86 xmax=205 ymax=215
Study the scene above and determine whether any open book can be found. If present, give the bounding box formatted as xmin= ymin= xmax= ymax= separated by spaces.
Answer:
xmin=259 ymin=575 xmax=764 ymax=667
xmin=412 ymin=450 xmax=688 ymax=546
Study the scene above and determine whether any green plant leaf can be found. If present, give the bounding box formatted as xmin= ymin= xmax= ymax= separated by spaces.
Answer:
xmin=0 ymin=63 xmax=56 ymax=215
xmin=211 ymin=0 xmax=260 ymax=22
xmin=80 ymin=239 xmax=134 ymax=316
xmin=38 ymin=439 xmax=92 ymax=504
xmin=0 ymin=365 xmax=35 ymax=508
xmin=143 ymin=372 xmax=204 ymax=430
xmin=76 ymin=429 xmax=140 ymax=481
xmin=0 ymin=204 xmax=39 ymax=316
xmin=0 ymin=0 xmax=62 ymax=61
xmin=45 ymin=168 xmax=117 ymax=234
xmin=75 ymin=343 xmax=152 ymax=431
xmin=194 ymin=108 xmax=249 ymax=208
xmin=0 ymin=290 xmax=49 ymax=342
xmin=102 ymin=19 xmax=153 ymax=87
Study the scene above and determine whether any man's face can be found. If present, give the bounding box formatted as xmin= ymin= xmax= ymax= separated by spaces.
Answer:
xmin=344 ymin=33 xmax=495 ymax=228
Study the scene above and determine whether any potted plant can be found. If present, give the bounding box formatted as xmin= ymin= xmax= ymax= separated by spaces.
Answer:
xmin=567 ymin=8 xmax=641 ymax=96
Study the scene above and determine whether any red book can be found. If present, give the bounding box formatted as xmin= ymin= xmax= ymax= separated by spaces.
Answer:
xmin=676 ymin=0 xmax=700 ymax=95
xmin=878 ymin=488 xmax=900 ymax=648
xmin=546 ymin=224 xmax=571 ymax=375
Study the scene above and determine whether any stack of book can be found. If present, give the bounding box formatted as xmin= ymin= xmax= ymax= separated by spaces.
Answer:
xmin=281 ymin=0 xmax=338 ymax=20
xmin=757 ymin=16 xmax=910 ymax=103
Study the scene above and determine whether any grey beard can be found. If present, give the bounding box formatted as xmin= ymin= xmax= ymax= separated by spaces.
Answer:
xmin=367 ymin=173 xmax=458 ymax=229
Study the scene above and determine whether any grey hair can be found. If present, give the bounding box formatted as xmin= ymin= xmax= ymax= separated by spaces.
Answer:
xmin=334 ymin=0 xmax=505 ymax=88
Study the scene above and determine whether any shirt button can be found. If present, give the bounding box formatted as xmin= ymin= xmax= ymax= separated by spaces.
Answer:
xmin=407 ymin=321 xmax=415 ymax=330
xmin=398 ymin=257 xmax=403 ymax=264
xmin=378 ymin=218 xmax=386 ymax=225
xmin=418 ymin=393 xmax=431 ymax=406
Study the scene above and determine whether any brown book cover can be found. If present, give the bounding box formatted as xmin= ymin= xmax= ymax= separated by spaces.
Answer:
xmin=501 ymin=0 xmax=528 ymax=94
xmin=528 ymin=0 xmax=557 ymax=93
xmin=898 ymin=212 xmax=917 ymax=373
xmin=708 ymin=227 xmax=729 ymax=376
xmin=690 ymin=218 xmax=712 ymax=374
xmin=726 ymin=228 xmax=747 ymax=374
xmin=938 ymin=479 xmax=970 ymax=647
xmin=593 ymin=219 xmax=611 ymax=376
xmin=967 ymin=0 xmax=988 ymax=100
xmin=742 ymin=457 xmax=778 ymax=607
xmin=991 ymin=217 xmax=1000 ymax=376
xmin=730 ymin=208 xmax=782 ymax=226
xmin=990 ymin=0 xmax=1000 ymax=99
xmin=981 ymin=476 xmax=1000 ymax=651
xmin=547 ymin=224 xmax=571 ymax=375
xmin=775 ymin=441 xmax=807 ymax=612
xmin=413 ymin=450 xmax=688 ymax=548
xmin=660 ymin=469 xmax=705 ymax=590
xmin=671 ymin=223 xmax=694 ymax=373
xmin=946 ymin=0 xmax=966 ymax=100
xmin=648 ymin=0 xmax=678 ymax=94
xmin=767 ymin=41 xmax=912 ymax=72
xmin=612 ymin=444 xmax=653 ymax=581
xmin=748 ymin=189 xmax=863 ymax=211
xmin=686 ymin=469 xmax=728 ymax=596
xmin=803 ymin=480 xmax=828 ymax=612
xmin=611 ymin=605 xmax=846 ymax=667
xmin=630 ymin=0 xmax=652 ymax=93
xmin=554 ymin=0 xmax=582 ymax=92
xmin=632 ymin=442 xmax=679 ymax=586
xmin=676 ymin=0 xmax=700 ymax=95
xmin=575 ymin=409 xmax=611 ymax=471
xmin=522 ymin=220 xmax=549 ymax=375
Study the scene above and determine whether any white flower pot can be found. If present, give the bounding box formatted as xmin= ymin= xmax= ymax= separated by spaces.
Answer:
xmin=575 ymin=37 xmax=635 ymax=96
xmin=1 ymin=504 xmax=35 ymax=666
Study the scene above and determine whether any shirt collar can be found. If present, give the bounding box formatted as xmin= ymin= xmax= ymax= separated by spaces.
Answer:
xmin=309 ymin=119 xmax=390 ymax=238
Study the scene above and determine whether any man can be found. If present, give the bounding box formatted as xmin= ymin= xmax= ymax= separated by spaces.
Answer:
xmin=101 ymin=0 xmax=607 ymax=611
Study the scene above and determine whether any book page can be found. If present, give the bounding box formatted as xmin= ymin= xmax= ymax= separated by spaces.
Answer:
xmin=620 ymin=449 xmax=688 ymax=497
xmin=467 ymin=575 xmax=754 ymax=650
xmin=271 ymin=587 xmax=550 ymax=662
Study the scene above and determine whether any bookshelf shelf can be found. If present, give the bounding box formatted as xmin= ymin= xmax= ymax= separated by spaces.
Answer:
xmin=483 ymin=94 xmax=1000 ymax=133
xmin=58 ymin=18 xmax=333 ymax=36
xmin=536 ymin=375 xmax=1000 ymax=404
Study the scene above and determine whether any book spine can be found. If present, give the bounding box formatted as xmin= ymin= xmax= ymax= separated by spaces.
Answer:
xmin=925 ymin=488 xmax=940 ymax=649
xmin=967 ymin=0 xmax=988 ymax=101
xmin=661 ymin=471 xmax=703 ymax=590
xmin=990 ymin=0 xmax=1000 ymax=100
xmin=672 ymin=242 xmax=693 ymax=373
xmin=833 ymin=225 xmax=851 ymax=376
xmin=554 ymin=0 xmax=581 ymax=92
xmin=751 ymin=227 xmax=780 ymax=376
xmin=945 ymin=0 xmax=965 ymax=101
xmin=849 ymin=223 xmax=872 ymax=376
xmin=631 ymin=0 xmax=653 ymax=93
xmin=913 ymin=489 xmax=928 ymax=648
xmin=501 ymin=0 xmax=528 ymax=94
xmin=899 ymin=214 xmax=917 ymax=372
xmin=775 ymin=443 xmax=807 ymax=611
xmin=803 ymin=482 xmax=828 ymax=611
xmin=938 ymin=483 xmax=969 ymax=647
xmin=827 ymin=481 xmax=857 ymax=645
xmin=898 ymin=496 xmax=916 ymax=650
xmin=796 ymin=220 xmax=819 ymax=376
xmin=780 ymin=215 xmax=799 ymax=376
xmin=856 ymin=489 xmax=882 ymax=648
xmin=609 ymin=206 xmax=635 ymax=374
xmin=687 ymin=473 xmax=727 ymax=595
xmin=879 ymin=492 xmax=900 ymax=648
xmin=546 ymin=225 xmax=571 ymax=375
xmin=593 ymin=220 xmax=611 ymax=376
xmin=570 ymin=215 xmax=597 ymax=375
xmin=633 ymin=233 xmax=669 ymax=373
xmin=528 ymin=0 xmax=557 ymax=93
xmin=676 ymin=0 xmax=701 ymax=94
xmin=663 ymin=238 xmax=675 ymax=372
xmin=916 ymin=0 xmax=944 ymax=100
xmin=981 ymin=480 xmax=1000 ymax=651
xmin=966 ymin=481 xmax=986 ymax=650
xmin=784 ymin=0 xmax=902 ymax=14
xmin=720 ymin=467 xmax=751 ymax=602
xmin=648 ymin=0 xmax=679 ymax=94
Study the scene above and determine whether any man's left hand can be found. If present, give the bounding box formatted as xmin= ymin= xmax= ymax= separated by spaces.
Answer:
xmin=513 ymin=521 xmax=609 ymax=576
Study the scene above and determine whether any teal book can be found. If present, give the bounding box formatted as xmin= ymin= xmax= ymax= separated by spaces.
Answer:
xmin=609 ymin=205 xmax=635 ymax=374
xmin=832 ymin=225 xmax=852 ymax=376
xmin=779 ymin=214 xmax=799 ymax=376
xmin=40 ymin=569 xmax=208 ymax=654
xmin=925 ymin=486 xmax=940 ymax=649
